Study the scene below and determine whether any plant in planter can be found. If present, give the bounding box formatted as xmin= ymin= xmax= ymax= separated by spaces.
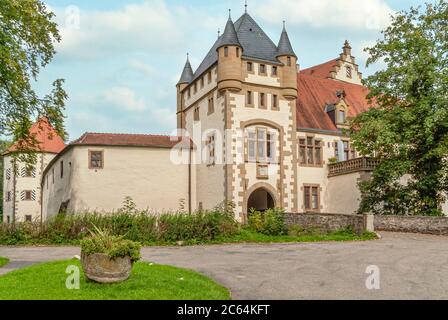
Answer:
xmin=80 ymin=225 xmax=141 ymax=284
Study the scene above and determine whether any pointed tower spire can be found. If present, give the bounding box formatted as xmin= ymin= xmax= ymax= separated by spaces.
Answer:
xmin=217 ymin=10 xmax=242 ymax=49
xmin=343 ymin=40 xmax=352 ymax=56
xmin=276 ymin=21 xmax=296 ymax=58
xmin=178 ymin=53 xmax=194 ymax=85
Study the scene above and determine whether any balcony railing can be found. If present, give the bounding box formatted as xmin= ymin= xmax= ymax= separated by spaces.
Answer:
xmin=328 ymin=157 xmax=380 ymax=177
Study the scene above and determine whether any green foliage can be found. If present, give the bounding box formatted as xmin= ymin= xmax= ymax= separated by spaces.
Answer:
xmin=0 ymin=260 xmax=231 ymax=300
xmin=350 ymin=1 xmax=448 ymax=216
xmin=0 ymin=0 xmax=67 ymax=162
xmin=81 ymin=225 xmax=141 ymax=262
xmin=247 ymin=208 xmax=287 ymax=236
xmin=0 ymin=257 xmax=9 ymax=268
xmin=0 ymin=208 xmax=239 ymax=245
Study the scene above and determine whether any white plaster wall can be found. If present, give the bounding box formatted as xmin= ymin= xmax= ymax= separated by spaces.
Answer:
xmin=334 ymin=58 xmax=362 ymax=85
xmin=326 ymin=172 xmax=362 ymax=214
xmin=42 ymin=146 xmax=190 ymax=219
xmin=245 ymin=62 xmax=281 ymax=87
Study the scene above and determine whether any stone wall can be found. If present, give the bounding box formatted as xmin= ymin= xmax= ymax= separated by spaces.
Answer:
xmin=285 ymin=213 xmax=370 ymax=235
xmin=374 ymin=215 xmax=448 ymax=236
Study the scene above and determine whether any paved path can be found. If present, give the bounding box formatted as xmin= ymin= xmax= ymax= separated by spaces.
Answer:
xmin=1 ymin=232 xmax=448 ymax=300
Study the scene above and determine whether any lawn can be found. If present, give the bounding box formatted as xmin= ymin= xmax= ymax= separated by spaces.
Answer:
xmin=0 ymin=259 xmax=230 ymax=300
xmin=0 ymin=257 xmax=9 ymax=268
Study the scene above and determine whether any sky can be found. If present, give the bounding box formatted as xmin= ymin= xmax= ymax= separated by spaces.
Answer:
xmin=36 ymin=0 xmax=434 ymax=141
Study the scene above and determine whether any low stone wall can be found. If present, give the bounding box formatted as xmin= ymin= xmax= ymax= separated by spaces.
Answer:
xmin=374 ymin=215 xmax=448 ymax=235
xmin=285 ymin=213 xmax=370 ymax=235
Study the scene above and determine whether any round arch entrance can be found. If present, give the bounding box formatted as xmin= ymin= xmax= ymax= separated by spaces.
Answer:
xmin=247 ymin=188 xmax=276 ymax=212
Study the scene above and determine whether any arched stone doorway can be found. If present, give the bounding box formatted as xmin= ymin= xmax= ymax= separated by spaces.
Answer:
xmin=247 ymin=188 xmax=276 ymax=212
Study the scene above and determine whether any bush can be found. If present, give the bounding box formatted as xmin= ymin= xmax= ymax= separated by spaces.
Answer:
xmin=81 ymin=226 xmax=141 ymax=262
xmin=247 ymin=208 xmax=286 ymax=236
xmin=0 ymin=205 xmax=239 ymax=245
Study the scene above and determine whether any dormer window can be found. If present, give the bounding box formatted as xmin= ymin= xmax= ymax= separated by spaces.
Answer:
xmin=224 ymin=47 xmax=229 ymax=57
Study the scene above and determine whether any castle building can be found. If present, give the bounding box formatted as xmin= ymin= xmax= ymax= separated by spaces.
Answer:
xmin=3 ymin=10 xmax=446 ymax=223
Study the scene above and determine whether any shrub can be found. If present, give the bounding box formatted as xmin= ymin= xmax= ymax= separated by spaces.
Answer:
xmin=81 ymin=226 xmax=141 ymax=262
xmin=247 ymin=208 xmax=286 ymax=236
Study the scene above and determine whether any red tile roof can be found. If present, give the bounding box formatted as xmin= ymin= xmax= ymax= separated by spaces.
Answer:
xmin=296 ymin=73 xmax=371 ymax=132
xmin=71 ymin=133 xmax=192 ymax=149
xmin=4 ymin=117 xmax=66 ymax=155
xmin=301 ymin=59 xmax=338 ymax=79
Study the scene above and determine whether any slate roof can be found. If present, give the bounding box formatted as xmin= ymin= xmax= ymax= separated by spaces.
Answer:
xmin=276 ymin=24 xmax=296 ymax=57
xmin=217 ymin=16 xmax=242 ymax=49
xmin=191 ymin=13 xmax=286 ymax=82
xmin=178 ymin=56 xmax=194 ymax=84
xmin=3 ymin=117 xmax=66 ymax=155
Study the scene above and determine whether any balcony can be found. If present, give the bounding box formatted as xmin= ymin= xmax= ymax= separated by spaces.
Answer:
xmin=328 ymin=157 xmax=380 ymax=177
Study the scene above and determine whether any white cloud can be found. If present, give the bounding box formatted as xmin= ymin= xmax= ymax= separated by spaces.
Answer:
xmin=101 ymin=87 xmax=146 ymax=111
xmin=255 ymin=0 xmax=394 ymax=31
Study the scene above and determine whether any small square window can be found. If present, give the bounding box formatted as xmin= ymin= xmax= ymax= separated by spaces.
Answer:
xmin=89 ymin=151 xmax=104 ymax=169
xmin=25 ymin=215 xmax=32 ymax=222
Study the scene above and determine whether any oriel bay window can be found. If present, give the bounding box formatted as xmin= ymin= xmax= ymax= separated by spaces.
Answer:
xmin=247 ymin=128 xmax=277 ymax=163
xmin=299 ymin=137 xmax=322 ymax=166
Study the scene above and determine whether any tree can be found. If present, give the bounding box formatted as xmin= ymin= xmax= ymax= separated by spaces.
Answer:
xmin=0 ymin=0 xmax=67 ymax=163
xmin=350 ymin=1 xmax=448 ymax=216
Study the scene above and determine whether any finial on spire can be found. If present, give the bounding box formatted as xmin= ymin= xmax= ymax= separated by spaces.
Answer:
xmin=245 ymin=0 xmax=248 ymax=13
xmin=228 ymin=9 xmax=231 ymax=19
xmin=283 ymin=20 xmax=286 ymax=30
xmin=218 ymin=28 xmax=220 ymax=38
xmin=186 ymin=52 xmax=189 ymax=60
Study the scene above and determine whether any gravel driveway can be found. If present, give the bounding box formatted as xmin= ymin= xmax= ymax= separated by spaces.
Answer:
xmin=1 ymin=232 xmax=447 ymax=300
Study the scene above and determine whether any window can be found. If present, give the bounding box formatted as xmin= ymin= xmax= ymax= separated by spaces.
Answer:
xmin=60 ymin=161 xmax=64 ymax=179
xmin=224 ymin=46 xmax=229 ymax=57
xmin=6 ymin=191 xmax=11 ymax=202
xmin=247 ymin=91 xmax=253 ymax=105
xmin=236 ymin=47 xmax=240 ymax=57
xmin=272 ymin=66 xmax=278 ymax=76
xmin=5 ymin=168 xmax=11 ymax=180
xmin=46 ymin=175 xmax=49 ymax=189
xmin=89 ymin=151 xmax=104 ymax=169
xmin=21 ymin=166 xmax=35 ymax=178
xmin=6 ymin=216 xmax=10 ymax=224
xmin=193 ymin=83 xmax=197 ymax=94
xmin=25 ymin=215 xmax=32 ymax=222
xmin=208 ymin=96 xmax=214 ymax=114
xmin=299 ymin=137 xmax=322 ymax=166
xmin=247 ymin=128 xmax=277 ymax=164
xmin=260 ymin=93 xmax=266 ymax=108
xmin=346 ymin=66 xmax=352 ymax=78
xmin=259 ymin=64 xmax=266 ymax=74
xmin=287 ymin=57 xmax=292 ymax=66
xmin=21 ymin=190 xmax=34 ymax=201
xmin=206 ymin=134 xmax=216 ymax=165
xmin=208 ymin=72 xmax=212 ymax=84
xmin=338 ymin=110 xmax=346 ymax=124
xmin=272 ymin=95 xmax=278 ymax=109
xmin=304 ymin=185 xmax=320 ymax=212
xmin=187 ymin=88 xmax=191 ymax=99
xmin=247 ymin=62 xmax=253 ymax=72
xmin=194 ymin=105 xmax=200 ymax=121
xmin=52 ymin=168 xmax=54 ymax=184
xmin=200 ymin=77 xmax=204 ymax=89
xmin=335 ymin=140 xmax=355 ymax=161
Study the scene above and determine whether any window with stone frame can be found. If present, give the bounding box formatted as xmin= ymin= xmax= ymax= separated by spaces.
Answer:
xmin=247 ymin=62 xmax=253 ymax=72
xmin=272 ymin=94 xmax=278 ymax=109
xmin=224 ymin=46 xmax=229 ymax=57
xmin=287 ymin=56 xmax=292 ymax=66
xmin=208 ymin=96 xmax=214 ymax=115
xmin=272 ymin=66 xmax=278 ymax=76
xmin=335 ymin=140 xmax=356 ymax=161
xmin=246 ymin=91 xmax=253 ymax=106
xmin=346 ymin=66 xmax=352 ymax=78
xmin=259 ymin=92 xmax=266 ymax=108
xmin=208 ymin=71 xmax=212 ymax=84
xmin=194 ymin=105 xmax=200 ymax=121
xmin=89 ymin=151 xmax=104 ymax=169
xmin=21 ymin=190 xmax=35 ymax=201
xmin=206 ymin=134 xmax=216 ymax=166
xmin=200 ymin=77 xmax=204 ymax=89
xmin=259 ymin=64 xmax=266 ymax=74
xmin=304 ymin=185 xmax=320 ymax=212
xmin=25 ymin=215 xmax=32 ymax=222
xmin=247 ymin=128 xmax=277 ymax=164
xmin=299 ymin=137 xmax=322 ymax=166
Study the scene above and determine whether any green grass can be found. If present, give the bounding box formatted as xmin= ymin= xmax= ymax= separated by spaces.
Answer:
xmin=211 ymin=229 xmax=378 ymax=245
xmin=0 ymin=260 xmax=231 ymax=300
xmin=0 ymin=257 xmax=9 ymax=268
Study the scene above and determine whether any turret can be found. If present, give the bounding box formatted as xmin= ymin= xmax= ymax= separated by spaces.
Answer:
xmin=217 ymin=12 xmax=243 ymax=93
xmin=176 ymin=55 xmax=193 ymax=131
xmin=276 ymin=22 xmax=298 ymax=100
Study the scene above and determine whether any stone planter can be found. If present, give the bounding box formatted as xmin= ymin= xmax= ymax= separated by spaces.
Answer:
xmin=81 ymin=253 xmax=132 ymax=284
